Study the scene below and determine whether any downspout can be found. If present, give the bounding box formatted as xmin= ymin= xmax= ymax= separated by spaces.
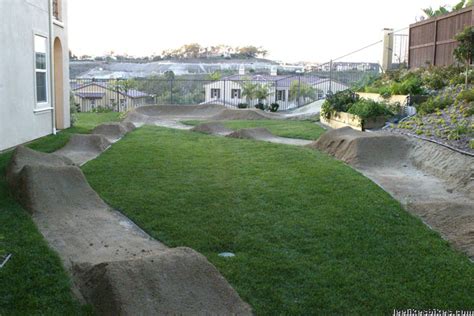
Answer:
xmin=48 ymin=0 xmax=56 ymax=135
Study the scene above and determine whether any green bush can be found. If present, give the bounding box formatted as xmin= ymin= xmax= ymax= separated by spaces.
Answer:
xmin=269 ymin=103 xmax=279 ymax=112
xmin=322 ymin=90 xmax=359 ymax=118
xmin=418 ymin=96 xmax=453 ymax=115
xmin=255 ymin=103 xmax=265 ymax=110
xmin=347 ymin=99 xmax=393 ymax=119
xmin=456 ymin=89 xmax=474 ymax=103
xmin=237 ymin=103 xmax=248 ymax=109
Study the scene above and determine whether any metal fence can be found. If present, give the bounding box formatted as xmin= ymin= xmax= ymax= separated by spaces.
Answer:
xmin=71 ymin=68 xmax=381 ymax=113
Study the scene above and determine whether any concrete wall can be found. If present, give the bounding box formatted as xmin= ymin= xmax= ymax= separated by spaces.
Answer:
xmin=0 ymin=0 xmax=69 ymax=151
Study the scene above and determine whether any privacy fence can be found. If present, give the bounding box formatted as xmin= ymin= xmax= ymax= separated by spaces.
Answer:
xmin=70 ymin=67 xmax=380 ymax=113
xmin=409 ymin=6 xmax=473 ymax=68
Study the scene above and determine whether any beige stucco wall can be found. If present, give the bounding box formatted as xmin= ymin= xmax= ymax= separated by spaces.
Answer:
xmin=0 ymin=0 xmax=70 ymax=151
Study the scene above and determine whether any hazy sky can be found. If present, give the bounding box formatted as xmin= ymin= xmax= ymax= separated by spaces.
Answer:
xmin=69 ymin=0 xmax=459 ymax=63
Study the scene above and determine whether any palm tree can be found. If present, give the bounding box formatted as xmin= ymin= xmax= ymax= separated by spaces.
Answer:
xmin=254 ymin=84 xmax=272 ymax=106
xmin=241 ymin=80 xmax=258 ymax=106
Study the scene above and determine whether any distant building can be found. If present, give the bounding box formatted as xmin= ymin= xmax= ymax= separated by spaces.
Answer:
xmin=0 ymin=0 xmax=70 ymax=151
xmin=71 ymin=81 xmax=151 ymax=112
xmin=202 ymin=74 xmax=348 ymax=110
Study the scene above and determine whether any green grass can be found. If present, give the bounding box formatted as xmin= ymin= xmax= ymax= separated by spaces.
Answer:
xmin=83 ymin=126 xmax=474 ymax=315
xmin=73 ymin=112 xmax=121 ymax=131
xmin=0 ymin=113 xmax=119 ymax=315
xmin=183 ymin=120 xmax=325 ymax=140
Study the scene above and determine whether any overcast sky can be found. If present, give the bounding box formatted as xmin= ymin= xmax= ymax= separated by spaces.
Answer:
xmin=69 ymin=0 xmax=459 ymax=63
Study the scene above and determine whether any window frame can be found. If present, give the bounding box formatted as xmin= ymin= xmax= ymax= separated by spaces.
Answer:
xmin=276 ymin=90 xmax=286 ymax=102
xmin=231 ymin=89 xmax=241 ymax=99
xmin=211 ymin=88 xmax=221 ymax=99
xmin=33 ymin=33 xmax=50 ymax=109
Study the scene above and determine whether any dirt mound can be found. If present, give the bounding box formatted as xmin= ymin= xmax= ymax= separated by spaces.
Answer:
xmin=6 ymin=145 xmax=251 ymax=313
xmin=311 ymin=127 xmax=474 ymax=258
xmin=211 ymin=108 xmax=280 ymax=121
xmin=6 ymin=146 xmax=74 ymax=199
xmin=74 ymin=247 xmax=252 ymax=316
xmin=192 ymin=122 xmax=233 ymax=136
xmin=227 ymin=128 xmax=312 ymax=146
xmin=227 ymin=127 xmax=275 ymax=140
xmin=55 ymin=134 xmax=111 ymax=165
xmin=310 ymin=127 xmax=412 ymax=167
xmin=92 ymin=123 xmax=130 ymax=142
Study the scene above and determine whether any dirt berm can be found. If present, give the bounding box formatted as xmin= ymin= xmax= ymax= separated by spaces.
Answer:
xmin=55 ymin=134 xmax=111 ymax=165
xmin=92 ymin=122 xmax=135 ymax=142
xmin=310 ymin=127 xmax=474 ymax=258
xmin=191 ymin=122 xmax=233 ymax=136
xmin=227 ymin=128 xmax=313 ymax=146
xmin=6 ymin=146 xmax=251 ymax=313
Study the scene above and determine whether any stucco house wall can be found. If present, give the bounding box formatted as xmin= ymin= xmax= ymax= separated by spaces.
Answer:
xmin=0 ymin=0 xmax=69 ymax=152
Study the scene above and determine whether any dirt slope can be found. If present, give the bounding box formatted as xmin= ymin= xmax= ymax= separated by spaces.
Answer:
xmin=311 ymin=127 xmax=474 ymax=258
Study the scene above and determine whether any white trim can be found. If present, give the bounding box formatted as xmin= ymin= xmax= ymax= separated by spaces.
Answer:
xmin=53 ymin=19 xmax=64 ymax=28
xmin=34 ymin=107 xmax=54 ymax=113
xmin=33 ymin=32 xmax=50 ymax=109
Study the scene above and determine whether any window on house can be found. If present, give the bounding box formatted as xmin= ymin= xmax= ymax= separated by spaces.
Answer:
xmin=35 ymin=35 xmax=48 ymax=104
xmin=53 ymin=0 xmax=61 ymax=20
xmin=231 ymin=89 xmax=241 ymax=99
xmin=211 ymin=88 xmax=220 ymax=99
xmin=120 ymin=99 xmax=126 ymax=107
xmin=276 ymin=90 xmax=286 ymax=101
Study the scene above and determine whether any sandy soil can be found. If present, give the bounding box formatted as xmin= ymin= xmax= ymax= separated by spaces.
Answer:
xmin=310 ymin=127 xmax=474 ymax=259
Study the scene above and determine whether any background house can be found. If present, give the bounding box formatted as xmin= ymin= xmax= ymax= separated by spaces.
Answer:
xmin=0 ymin=0 xmax=70 ymax=151
xmin=71 ymin=81 xmax=151 ymax=112
xmin=202 ymin=74 xmax=348 ymax=110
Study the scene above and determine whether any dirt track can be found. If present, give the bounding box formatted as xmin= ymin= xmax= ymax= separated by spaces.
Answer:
xmin=6 ymin=119 xmax=252 ymax=315
xmin=310 ymin=127 xmax=474 ymax=259
xmin=6 ymin=105 xmax=473 ymax=313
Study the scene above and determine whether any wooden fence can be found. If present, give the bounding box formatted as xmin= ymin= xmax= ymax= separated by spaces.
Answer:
xmin=408 ymin=6 xmax=473 ymax=68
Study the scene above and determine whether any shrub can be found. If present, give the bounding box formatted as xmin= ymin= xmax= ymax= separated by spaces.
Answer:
xmin=456 ymin=89 xmax=474 ymax=103
xmin=418 ymin=96 xmax=453 ymax=115
xmin=255 ymin=103 xmax=265 ymax=110
xmin=269 ymin=103 xmax=279 ymax=112
xmin=347 ymin=99 xmax=393 ymax=119
xmin=470 ymin=139 xmax=474 ymax=149
xmin=237 ymin=103 xmax=248 ymax=109
xmin=322 ymin=90 xmax=359 ymax=118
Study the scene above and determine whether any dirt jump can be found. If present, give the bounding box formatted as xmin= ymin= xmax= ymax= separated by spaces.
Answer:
xmin=191 ymin=122 xmax=313 ymax=146
xmin=310 ymin=127 xmax=474 ymax=259
xmin=6 ymin=122 xmax=251 ymax=315
xmin=123 ymin=104 xmax=316 ymax=130
xmin=227 ymin=128 xmax=313 ymax=146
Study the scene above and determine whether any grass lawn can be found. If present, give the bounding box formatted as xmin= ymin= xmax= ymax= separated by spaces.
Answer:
xmin=0 ymin=112 xmax=118 ymax=314
xmin=83 ymin=126 xmax=474 ymax=315
xmin=183 ymin=119 xmax=325 ymax=140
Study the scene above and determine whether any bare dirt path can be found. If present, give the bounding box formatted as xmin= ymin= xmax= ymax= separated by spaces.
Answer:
xmin=310 ymin=127 xmax=474 ymax=260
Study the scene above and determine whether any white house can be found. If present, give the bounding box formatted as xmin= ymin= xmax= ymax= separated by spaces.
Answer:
xmin=202 ymin=74 xmax=348 ymax=110
xmin=0 ymin=0 xmax=70 ymax=151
